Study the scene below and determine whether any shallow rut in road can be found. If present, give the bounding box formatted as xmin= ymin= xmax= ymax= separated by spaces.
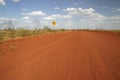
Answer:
xmin=0 ymin=31 xmax=120 ymax=80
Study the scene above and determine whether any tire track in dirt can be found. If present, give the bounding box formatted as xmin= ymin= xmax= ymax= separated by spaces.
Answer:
xmin=8 ymin=32 xmax=73 ymax=75
xmin=0 ymin=32 xmax=74 ymax=80
xmin=0 ymin=31 xmax=120 ymax=80
xmin=88 ymin=32 xmax=120 ymax=80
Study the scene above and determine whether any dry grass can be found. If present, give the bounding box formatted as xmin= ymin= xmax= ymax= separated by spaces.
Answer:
xmin=0 ymin=29 xmax=66 ymax=41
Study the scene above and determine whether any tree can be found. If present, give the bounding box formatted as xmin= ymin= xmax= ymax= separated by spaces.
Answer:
xmin=43 ymin=26 xmax=52 ymax=32
xmin=1 ymin=20 xmax=16 ymax=38
xmin=34 ymin=20 xmax=41 ymax=34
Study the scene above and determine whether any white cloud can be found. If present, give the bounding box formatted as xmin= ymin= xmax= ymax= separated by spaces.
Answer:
xmin=0 ymin=17 xmax=17 ymax=21
xmin=113 ymin=8 xmax=120 ymax=13
xmin=116 ymin=8 xmax=120 ymax=12
xmin=54 ymin=7 xmax=60 ymax=10
xmin=52 ymin=14 xmax=72 ymax=18
xmin=0 ymin=17 xmax=9 ymax=21
xmin=22 ymin=16 xmax=32 ymax=23
xmin=64 ymin=7 xmax=105 ymax=21
xmin=63 ymin=8 xmax=77 ymax=14
xmin=22 ymin=16 xmax=30 ymax=20
xmin=24 ymin=20 xmax=32 ymax=23
xmin=43 ymin=14 xmax=72 ymax=20
xmin=0 ymin=0 xmax=6 ymax=5
xmin=23 ymin=11 xmax=46 ymax=16
xmin=77 ymin=15 xmax=120 ymax=30
xmin=13 ymin=0 xmax=20 ymax=2
xmin=65 ymin=20 xmax=74 ymax=27
xmin=107 ymin=15 xmax=120 ymax=22
xmin=43 ymin=16 xmax=55 ymax=20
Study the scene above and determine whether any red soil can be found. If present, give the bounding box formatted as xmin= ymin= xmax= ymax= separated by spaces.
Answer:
xmin=0 ymin=31 xmax=120 ymax=80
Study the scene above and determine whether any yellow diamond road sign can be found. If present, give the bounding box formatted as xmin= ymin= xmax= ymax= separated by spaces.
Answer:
xmin=52 ymin=21 xmax=56 ymax=26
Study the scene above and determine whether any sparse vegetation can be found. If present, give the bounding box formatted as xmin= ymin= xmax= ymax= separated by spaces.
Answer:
xmin=0 ymin=27 xmax=67 ymax=41
xmin=1 ymin=20 xmax=119 ymax=42
xmin=0 ymin=31 xmax=4 ymax=41
xmin=0 ymin=19 xmax=68 ymax=41
xmin=1 ymin=28 xmax=120 ymax=41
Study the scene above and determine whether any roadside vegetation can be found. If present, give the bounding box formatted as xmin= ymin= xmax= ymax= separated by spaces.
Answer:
xmin=0 ymin=28 xmax=66 ymax=41
xmin=0 ymin=20 xmax=66 ymax=42
xmin=0 ymin=20 xmax=119 ymax=42
xmin=1 ymin=28 xmax=120 ymax=42
xmin=73 ymin=29 xmax=120 ymax=33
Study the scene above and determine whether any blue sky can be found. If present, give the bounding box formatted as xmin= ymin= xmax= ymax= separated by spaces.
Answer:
xmin=0 ymin=0 xmax=120 ymax=30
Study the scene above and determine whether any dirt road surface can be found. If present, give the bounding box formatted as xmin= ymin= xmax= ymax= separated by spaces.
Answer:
xmin=0 ymin=31 xmax=120 ymax=80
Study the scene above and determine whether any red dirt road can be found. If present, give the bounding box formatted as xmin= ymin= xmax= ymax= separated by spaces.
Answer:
xmin=0 ymin=31 xmax=120 ymax=80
